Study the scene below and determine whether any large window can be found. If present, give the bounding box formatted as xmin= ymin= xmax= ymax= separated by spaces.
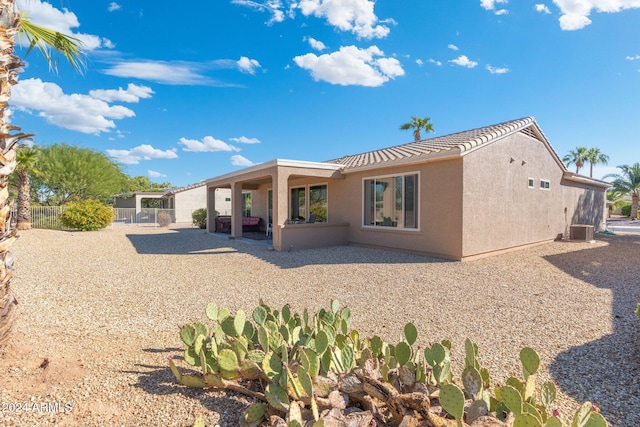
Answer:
xmin=363 ymin=174 xmax=418 ymax=229
xmin=290 ymin=184 xmax=328 ymax=222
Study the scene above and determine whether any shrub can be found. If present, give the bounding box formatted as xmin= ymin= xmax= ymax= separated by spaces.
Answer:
xmin=171 ymin=300 xmax=609 ymax=427
xmin=192 ymin=208 xmax=207 ymax=229
xmin=59 ymin=200 xmax=114 ymax=231
xmin=157 ymin=210 xmax=172 ymax=227
xmin=621 ymin=204 xmax=631 ymax=217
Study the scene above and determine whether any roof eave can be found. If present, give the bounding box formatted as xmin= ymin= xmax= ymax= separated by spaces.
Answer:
xmin=204 ymin=158 xmax=344 ymax=184
xmin=563 ymin=172 xmax=612 ymax=189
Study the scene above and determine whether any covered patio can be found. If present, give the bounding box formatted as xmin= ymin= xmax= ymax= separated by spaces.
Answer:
xmin=205 ymin=159 xmax=349 ymax=251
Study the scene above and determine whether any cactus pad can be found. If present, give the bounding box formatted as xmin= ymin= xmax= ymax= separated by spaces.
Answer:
xmin=395 ymin=341 xmax=412 ymax=366
xmin=404 ymin=322 xmax=418 ymax=345
xmin=218 ymin=348 xmax=239 ymax=372
xmin=519 ymin=347 xmax=540 ymax=377
xmin=462 ymin=365 xmax=483 ymax=399
xmin=501 ymin=385 xmax=523 ymax=415
xmin=439 ymin=383 xmax=465 ymax=420
xmin=513 ymin=413 xmax=543 ymax=427
xmin=244 ymin=403 xmax=267 ymax=423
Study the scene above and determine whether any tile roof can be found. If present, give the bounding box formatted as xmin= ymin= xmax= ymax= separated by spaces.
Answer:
xmin=328 ymin=117 xmax=545 ymax=170
xmin=165 ymin=181 xmax=206 ymax=196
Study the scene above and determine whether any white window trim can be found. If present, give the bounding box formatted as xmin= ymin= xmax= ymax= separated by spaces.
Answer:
xmin=361 ymin=171 xmax=421 ymax=231
xmin=528 ymin=177 xmax=535 ymax=189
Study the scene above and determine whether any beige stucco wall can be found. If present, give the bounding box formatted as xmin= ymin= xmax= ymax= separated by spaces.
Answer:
xmin=460 ymin=132 xmax=606 ymax=259
xmin=331 ymin=159 xmax=464 ymax=259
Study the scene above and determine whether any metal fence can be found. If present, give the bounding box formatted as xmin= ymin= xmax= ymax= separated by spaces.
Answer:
xmin=16 ymin=206 xmax=198 ymax=229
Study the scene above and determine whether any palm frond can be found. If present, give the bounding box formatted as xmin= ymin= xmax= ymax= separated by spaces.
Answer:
xmin=18 ymin=16 xmax=85 ymax=74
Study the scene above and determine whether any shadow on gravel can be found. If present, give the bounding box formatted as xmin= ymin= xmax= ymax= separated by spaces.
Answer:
xmin=125 ymin=228 xmax=446 ymax=268
xmin=126 ymin=363 xmax=250 ymax=426
xmin=544 ymin=234 xmax=640 ymax=426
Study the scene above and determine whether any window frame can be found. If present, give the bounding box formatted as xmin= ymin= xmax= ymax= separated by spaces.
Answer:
xmin=362 ymin=172 xmax=420 ymax=231
xmin=288 ymin=183 xmax=328 ymax=222
xmin=528 ymin=177 xmax=535 ymax=189
xmin=539 ymin=179 xmax=550 ymax=191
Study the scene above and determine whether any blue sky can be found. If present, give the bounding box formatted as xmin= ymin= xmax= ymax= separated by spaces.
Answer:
xmin=10 ymin=0 xmax=640 ymax=188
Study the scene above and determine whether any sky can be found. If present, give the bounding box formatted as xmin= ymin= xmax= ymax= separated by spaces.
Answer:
xmin=9 ymin=0 xmax=640 ymax=188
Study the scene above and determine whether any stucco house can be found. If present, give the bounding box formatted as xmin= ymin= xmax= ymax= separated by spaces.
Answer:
xmin=114 ymin=183 xmax=231 ymax=224
xmin=204 ymin=117 xmax=610 ymax=260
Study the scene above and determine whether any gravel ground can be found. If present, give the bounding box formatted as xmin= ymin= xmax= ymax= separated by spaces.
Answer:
xmin=1 ymin=226 xmax=639 ymax=426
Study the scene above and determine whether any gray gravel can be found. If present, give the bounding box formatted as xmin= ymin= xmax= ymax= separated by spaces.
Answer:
xmin=1 ymin=226 xmax=638 ymax=426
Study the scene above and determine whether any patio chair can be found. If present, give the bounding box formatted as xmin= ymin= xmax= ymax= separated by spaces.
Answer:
xmin=266 ymin=223 xmax=272 ymax=237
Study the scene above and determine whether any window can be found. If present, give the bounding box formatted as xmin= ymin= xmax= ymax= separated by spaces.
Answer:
xmin=267 ymin=190 xmax=273 ymax=223
xmin=528 ymin=178 xmax=534 ymax=189
xmin=290 ymin=187 xmax=306 ymax=220
xmin=309 ymin=185 xmax=327 ymax=222
xmin=539 ymin=179 xmax=550 ymax=190
xmin=242 ymin=192 xmax=252 ymax=217
xmin=363 ymin=174 xmax=418 ymax=229
xmin=289 ymin=185 xmax=328 ymax=222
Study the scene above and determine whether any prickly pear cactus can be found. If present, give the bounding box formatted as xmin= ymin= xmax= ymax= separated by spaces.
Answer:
xmin=170 ymin=300 xmax=610 ymax=427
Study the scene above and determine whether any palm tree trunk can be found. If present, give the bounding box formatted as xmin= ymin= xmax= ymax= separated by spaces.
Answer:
xmin=16 ymin=169 xmax=31 ymax=230
xmin=632 ymin=193 xmax=639 ymax=220
xmin=0 ymin=0 xmax=32 ymax=346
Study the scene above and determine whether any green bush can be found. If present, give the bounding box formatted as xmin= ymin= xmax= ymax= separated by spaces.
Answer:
xmin=192 ymin=208 xmax=207 ymax=229
xmin=621 ymin=204 xmax=631 ymax=217
xmin=59 ymin=200 xmax=114 ymax=231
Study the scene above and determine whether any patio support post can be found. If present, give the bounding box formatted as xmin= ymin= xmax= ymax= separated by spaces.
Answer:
xmin=271 ymin=169 xmax=290 ymax=251
xmin=231 ymin=181 xmax=244 ymax=239
xmin=206 ymin=186 xmax=217 ymax=232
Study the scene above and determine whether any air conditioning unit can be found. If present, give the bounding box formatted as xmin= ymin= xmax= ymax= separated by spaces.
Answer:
xmin=570 ymin=224 xmax=594 ymax=241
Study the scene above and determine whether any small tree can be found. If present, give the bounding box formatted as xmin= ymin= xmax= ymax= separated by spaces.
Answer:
xmin=192 ymin=208 xmax=207 ymax=229
xmin=60 ymin=200 xmax=114 ymax=231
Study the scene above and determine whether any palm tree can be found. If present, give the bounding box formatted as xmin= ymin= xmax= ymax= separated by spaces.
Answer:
xmin=15 ymin=146 xmax=40 ymax=230
xmin=562 ymin=147 xmax=588 ymax=174
xmin=0 ymin=1 xmax=84 ymax=346
xmin=604 ymin=163 xmax=640 ymax=220
xmin=400 ymin=116 xmax=434 ymax=141
xmin=585 ymin=147 xmax=609 ymax=178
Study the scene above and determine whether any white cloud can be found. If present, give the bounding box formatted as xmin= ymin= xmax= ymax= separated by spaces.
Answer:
xmin=230 ymin=0 xmax=291 ymax=24
xmin=234 ymin=0 xmax=390 ymax=39
xmin=480 ymin=0 xmax=509 ymax=14
xmin=535 ymin=4 xmax=552 ymax=13
xmin=231 ymin=155 xmax=255 ymax=166
xmin=107 ymin=145 xmax=178 ymax=165
xmin=89 ymin=84 xmax=154 ymax=103
xmin=553 ymin=0 xmax=640 ymax=30
xmin=428 ymin=58 xmax=442 ymax=66
xmin=293 ymin=45 xmax=404 ymax=87
xmin=108 ymin=2 xmax=121 ymax=12
xmin=148 ymin=170 xmax=167 ymax=178
xmin=306 ymin=37 xmax=327 ymax=51
xmin=298 ymin=0 xmax=390 ymax=39
xmin=11 ymin=78 xmax=139 ymax=134
xmin=486 ymin=64 xmax=511 ymax=74
xmin=449 ymin=55 xmax=478 ymax=68
xmin=237 ymin=56 xmax=262 ymax=74
xmin=415 ymin=59 xmax=423 ymax=66
xmin=448 ymin=44 xmax=459 ymax=51
xmin=179 ymin=136 xmax=241 ymax=153
xmin=102 ymin=60 xmax=225 ymax=85
xmin=626 ymin=55 xmax=640 ymax=60
xmin=17 ymin=0 xmax=113 ymax=50
xmin=230 ymin=136 xmax=261 ymax=144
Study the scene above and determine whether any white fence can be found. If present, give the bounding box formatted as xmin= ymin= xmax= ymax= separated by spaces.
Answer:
xmin=17 ymin=206 xmax=199 ymax=229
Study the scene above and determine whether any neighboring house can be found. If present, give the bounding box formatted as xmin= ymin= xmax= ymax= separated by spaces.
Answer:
xmin=164 ymin=183 xmax=231 ymax=223
xmin=204 ymin=117 xmax=610 ymax=260
xmin=114 ymin=184 xmax=232 ymax=224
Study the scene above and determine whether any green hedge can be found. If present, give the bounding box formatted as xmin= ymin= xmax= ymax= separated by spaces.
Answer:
xmin=59 ymin=200 xmax=114 ymax=231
